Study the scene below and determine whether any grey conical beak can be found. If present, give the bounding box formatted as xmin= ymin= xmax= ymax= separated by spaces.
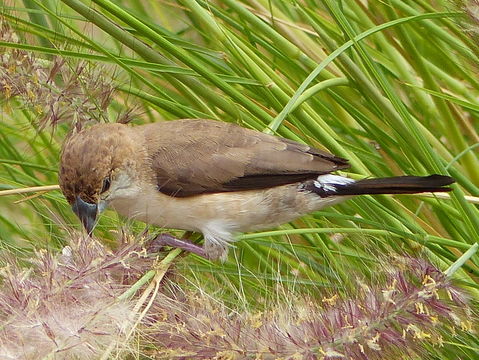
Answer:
xmin=72 ymin=196 xmax=98 ymax=234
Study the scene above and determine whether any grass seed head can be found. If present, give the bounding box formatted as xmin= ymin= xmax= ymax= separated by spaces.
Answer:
xmin=0 ymin=232 xmax=155 ymax=359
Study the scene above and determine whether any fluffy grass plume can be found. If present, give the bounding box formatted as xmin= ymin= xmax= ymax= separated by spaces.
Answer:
xmin=144 ymin=256 xmax=474 ymax=359
xmin=0 ymin=235 xmax=474 ymax=359
xmin=0 ymin=232 xmax=154 ymax=359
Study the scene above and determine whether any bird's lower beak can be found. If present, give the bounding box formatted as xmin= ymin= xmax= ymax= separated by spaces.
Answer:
xmin=72 ymin=196 xmax=98 ymax=234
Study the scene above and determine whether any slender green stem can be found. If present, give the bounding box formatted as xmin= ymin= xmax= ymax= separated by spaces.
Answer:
xmin=118 ymin=248 xmax=182 ymax=300
xmin=445 ymin=243 xmax=478 ymax=277
xmin=59 ymin=0 xmax=245 ymax=119
xmin=86 ymin=0 xmax=273 ymax=123
xmin=292 ymin=78 xmax=350 ymax=113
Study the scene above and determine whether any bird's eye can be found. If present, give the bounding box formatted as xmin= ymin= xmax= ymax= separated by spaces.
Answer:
xmin=101 ymin=177 xmax=111 ymax=193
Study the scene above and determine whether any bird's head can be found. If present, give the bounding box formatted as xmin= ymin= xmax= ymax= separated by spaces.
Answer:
xmin=59 ymin=123 xmax=147 ymax=233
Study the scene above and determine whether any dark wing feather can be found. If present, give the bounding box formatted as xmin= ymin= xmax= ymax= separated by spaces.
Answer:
xmin=140 ymin=119 xmax=349 ymax=197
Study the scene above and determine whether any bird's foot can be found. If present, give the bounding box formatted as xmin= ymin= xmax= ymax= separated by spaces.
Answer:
xmin=149 ymin=233 xmax=208 ymax=259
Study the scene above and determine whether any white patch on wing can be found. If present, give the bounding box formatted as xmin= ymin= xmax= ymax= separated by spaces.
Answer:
xmin=314 ymin=174 xmax=355 ymax=193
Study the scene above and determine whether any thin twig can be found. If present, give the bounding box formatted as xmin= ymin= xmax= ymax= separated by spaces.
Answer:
xmin=2 ymin=186 xmax=477 ymax=205
xmin=0 ymin=185 xmax=60 ymax=196
xmin=13 ymin=191 xmax=49 ymax=203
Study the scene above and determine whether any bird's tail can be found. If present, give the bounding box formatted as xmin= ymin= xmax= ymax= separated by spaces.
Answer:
xmin=310 ymin=174 xmax=455 ymax=197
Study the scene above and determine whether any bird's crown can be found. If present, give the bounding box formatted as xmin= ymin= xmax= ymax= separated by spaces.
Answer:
xmin=59 ymin=123 xmax=138 ymax=204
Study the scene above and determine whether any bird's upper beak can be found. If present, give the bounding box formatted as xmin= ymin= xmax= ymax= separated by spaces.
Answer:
xmin=72 ymin=195 xmax=98 ymax=234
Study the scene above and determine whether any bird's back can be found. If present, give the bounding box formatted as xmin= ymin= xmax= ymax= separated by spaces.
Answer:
xmin=135 ymin=119 xmax=350 ymax=197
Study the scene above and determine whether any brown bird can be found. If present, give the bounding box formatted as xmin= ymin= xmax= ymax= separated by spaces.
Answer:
xmin=59 ymin=119 xmax=454 ymax=261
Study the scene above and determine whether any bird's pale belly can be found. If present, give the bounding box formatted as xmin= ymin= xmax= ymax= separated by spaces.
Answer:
xmin=109 ymin=184 xmax=342 ymax=235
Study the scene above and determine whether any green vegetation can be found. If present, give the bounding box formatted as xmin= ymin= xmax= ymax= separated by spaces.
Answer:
xmin=1 ymin=0 xmax=478 ymax=358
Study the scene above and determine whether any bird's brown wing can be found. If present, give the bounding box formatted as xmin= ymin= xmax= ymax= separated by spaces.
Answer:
xmin=140 ymin=119 xmax=350 ymax=197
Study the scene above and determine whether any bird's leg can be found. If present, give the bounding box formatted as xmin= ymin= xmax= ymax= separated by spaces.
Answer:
xmin=149 ymin=233 xmax=207 ymax=258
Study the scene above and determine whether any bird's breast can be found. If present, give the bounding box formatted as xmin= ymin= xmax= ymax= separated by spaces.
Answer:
xmin=108 ymin=183 xmax=342 ymax=233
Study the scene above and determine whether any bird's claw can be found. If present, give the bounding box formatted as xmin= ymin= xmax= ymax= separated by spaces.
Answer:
xmin=148 ymin=233 xmax=208 ymax=259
